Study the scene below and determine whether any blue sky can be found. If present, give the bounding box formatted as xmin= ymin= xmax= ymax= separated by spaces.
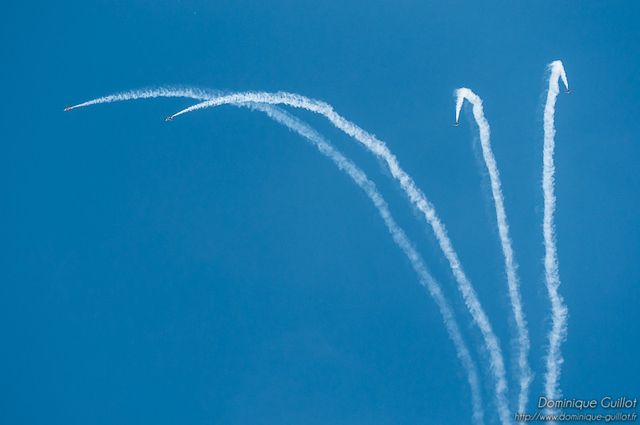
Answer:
xmin=1 ymin=1 xmax=639 ymax=424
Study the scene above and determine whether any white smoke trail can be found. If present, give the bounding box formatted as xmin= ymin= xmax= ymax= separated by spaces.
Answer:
xmin=542 ymin=61 xmax=569 ymax=403
xmin=260 ymin=106 xmax=486 ymax=425
xmin=67 ymin=88 xmax=485 ymax=424
xmin=167 ymin=92 xmax=511 ymax=425
xmin=64 ymin=87 xmax=215 ymax=110
xmin=456 ymin=88 xmax=531 ymax=413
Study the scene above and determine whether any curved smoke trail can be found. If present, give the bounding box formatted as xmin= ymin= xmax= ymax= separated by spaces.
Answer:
xmin=167 ymin=92 xmax=511 ymax=424
xmin=64 ymin=87 xmax=215 ymax=110
xmin=67 ymin=88 xmax=485 ymax=424
xmin=456 ymin=88 xmax=531 ymax=413
xmin=542 ymin=61 xmax=569 ymax=403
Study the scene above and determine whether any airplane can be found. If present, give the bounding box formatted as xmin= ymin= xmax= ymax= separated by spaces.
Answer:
xmin=165 ymin=115 xmax=173 ymax=122
xmin=64 ymin=106 xmax=72 ymax=112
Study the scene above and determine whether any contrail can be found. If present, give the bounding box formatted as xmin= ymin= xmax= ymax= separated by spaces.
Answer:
xmin=541 ymin=61 xmax=569 ymax=403
xmin=67 ymin=88 xmax=485 ymax=424
xmin=167 ymin=91 xmax=511 ymax=424
xmin=456 ymin=88 xmax=531 ymax=413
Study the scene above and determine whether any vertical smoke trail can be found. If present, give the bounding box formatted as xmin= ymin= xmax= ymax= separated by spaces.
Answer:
xmin=542 ymin=61 xmax=569 ymax=403
xmin=67 ymin=89 xmax=485 ymax=424
xmin=167 ymin=92 xmax=511 ymax=425
xmin=456 ymin=88 xmax=531 ymax=413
